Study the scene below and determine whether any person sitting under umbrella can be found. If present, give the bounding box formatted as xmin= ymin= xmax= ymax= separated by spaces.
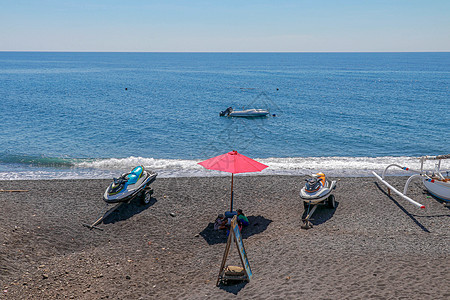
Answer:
xmin=237 ymin=209 xmax=250 ymax=230
xmin=214 ymin=214 xmax=228 ymax=230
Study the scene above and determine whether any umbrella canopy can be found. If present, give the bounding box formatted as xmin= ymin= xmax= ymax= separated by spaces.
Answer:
xmin=198 ymin=150 xmax=268 ymax=211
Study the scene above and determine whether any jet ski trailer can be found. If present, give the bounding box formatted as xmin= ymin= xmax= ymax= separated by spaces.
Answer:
xmin=372 ymin=154 xmax=450 ymax=209
xmin=83 ymin=166 xmax=157 ymax=230
xmin=299 ymin=172 xmax=337 ymax=229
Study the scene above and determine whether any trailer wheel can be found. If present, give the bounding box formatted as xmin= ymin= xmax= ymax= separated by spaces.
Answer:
xmin=327 ymin=194 xmax=336 ymax=209
xmin=142 ymin=191 xmax=152 ymax=205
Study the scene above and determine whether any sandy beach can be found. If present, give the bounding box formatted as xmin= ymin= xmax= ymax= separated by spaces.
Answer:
xmin=1 ymin=175 xmax=449 ymax=299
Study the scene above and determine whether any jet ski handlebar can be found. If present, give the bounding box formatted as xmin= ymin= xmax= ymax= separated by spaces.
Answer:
xmin=113 ymin=174 xmax=129 ymax=185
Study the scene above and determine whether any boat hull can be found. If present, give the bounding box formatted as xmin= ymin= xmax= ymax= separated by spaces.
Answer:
xmin=423 ymin=178 xmax=450 ymax=201
xmin=228 ymin=109 xmax=269 ymax=117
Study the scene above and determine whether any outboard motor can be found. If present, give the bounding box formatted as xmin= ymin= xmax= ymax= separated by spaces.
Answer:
xmin=219 ymin=107 xmax=233 ymax=116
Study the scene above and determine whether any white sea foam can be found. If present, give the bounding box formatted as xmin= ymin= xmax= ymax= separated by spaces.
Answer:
xmin=76 ymin=156 xmax=203 ymax=171
xmin=2 ymin=156 xmax=447 ymax=180
xmin=75 ymin=156 xmax=446 ymax=178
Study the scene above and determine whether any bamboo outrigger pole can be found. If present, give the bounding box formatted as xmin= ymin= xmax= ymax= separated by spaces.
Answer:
xmin=372 ymin=171 xmax=425 ymax=209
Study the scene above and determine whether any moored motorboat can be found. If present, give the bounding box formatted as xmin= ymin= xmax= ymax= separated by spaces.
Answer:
xmin=220 ymin=107 xmax=269 ymax=117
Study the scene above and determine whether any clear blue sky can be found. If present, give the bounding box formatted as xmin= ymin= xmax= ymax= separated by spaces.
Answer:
xmin=1 ymin=0 xmax=449 ymax=52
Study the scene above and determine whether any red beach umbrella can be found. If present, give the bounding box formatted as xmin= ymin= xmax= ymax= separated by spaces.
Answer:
xmin=198 ymin=150 xmax=268 ymax=212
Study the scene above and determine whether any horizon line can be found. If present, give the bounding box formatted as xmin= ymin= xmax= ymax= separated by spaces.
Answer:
xmin=1 ymin=50 xmax=449 ymax=54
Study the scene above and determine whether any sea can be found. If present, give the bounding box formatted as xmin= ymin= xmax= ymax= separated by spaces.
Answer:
xmin=1 ymin=52 xmax=449 ymax=180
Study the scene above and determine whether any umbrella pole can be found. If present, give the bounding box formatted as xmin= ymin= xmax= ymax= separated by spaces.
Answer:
xmin=230 ymin=173 xmax=234 ymax=212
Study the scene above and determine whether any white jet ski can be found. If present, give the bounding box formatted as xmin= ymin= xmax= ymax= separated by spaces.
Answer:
xmin=300 ymin=172 xmax=337 ymax=208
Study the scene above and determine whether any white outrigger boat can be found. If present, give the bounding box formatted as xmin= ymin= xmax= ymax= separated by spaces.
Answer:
xmin=372 ymin=154 xmax=450 ymax=209
xmin=219 ymin=107 xmax=270 ymax=117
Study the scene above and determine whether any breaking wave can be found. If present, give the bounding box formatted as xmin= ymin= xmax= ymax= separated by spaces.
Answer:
xmin=1 ymin=153 xmax=447 ymax=180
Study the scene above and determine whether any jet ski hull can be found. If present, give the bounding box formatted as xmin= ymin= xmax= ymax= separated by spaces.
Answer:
xmin=300 ymin=179 xmax=336 ymax=204
xmin=103 ymin=169 xmax=157 ymax=204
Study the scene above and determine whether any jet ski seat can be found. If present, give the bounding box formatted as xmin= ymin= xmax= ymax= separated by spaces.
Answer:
xmin=126 ymin=166 xmax=144 ymax=185
xmin=316 ymin=172 xmax=326 ymax=186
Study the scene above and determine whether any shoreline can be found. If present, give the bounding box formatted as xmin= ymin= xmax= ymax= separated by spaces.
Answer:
xmin=1 ymin=176 xmax=448 ymax=299
xmin=2 ymin=155 xmax=449 ymax=181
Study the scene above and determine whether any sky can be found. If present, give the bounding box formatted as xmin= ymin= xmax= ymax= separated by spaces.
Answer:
xmin=0 ymin=0 xmax=449 ymax=52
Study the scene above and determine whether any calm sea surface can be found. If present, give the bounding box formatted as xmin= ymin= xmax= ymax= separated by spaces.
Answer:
xmin=0 ymin=52 xmax=449 ymax=179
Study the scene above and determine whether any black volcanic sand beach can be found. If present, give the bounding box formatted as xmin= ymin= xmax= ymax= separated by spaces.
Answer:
xmin=1 ymin=176 xmax=449 ymax=299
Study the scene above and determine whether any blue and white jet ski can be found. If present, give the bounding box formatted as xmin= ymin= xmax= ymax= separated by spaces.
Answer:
xmin=103 ymin=166 xmax=157 ymax=204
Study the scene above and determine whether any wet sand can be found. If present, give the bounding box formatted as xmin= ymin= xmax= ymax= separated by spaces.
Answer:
xmin=1 ymin=176 xmax=449 ymax=299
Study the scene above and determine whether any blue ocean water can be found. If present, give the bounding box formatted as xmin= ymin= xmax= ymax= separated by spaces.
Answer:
xmin=0 ymin=52 xmax=449 ymax=179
